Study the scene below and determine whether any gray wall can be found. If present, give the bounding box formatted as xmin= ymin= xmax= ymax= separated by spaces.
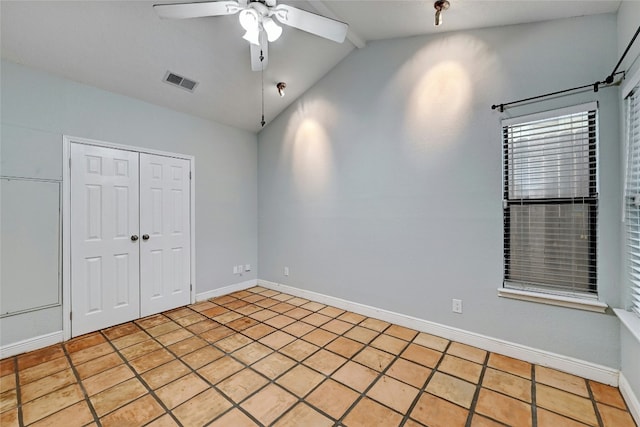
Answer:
xmin=0 ymin=60 xmax=258 ymax=346
xmin=618 ymin=1 xmax=640 ymax=82
xmin=617 ymin=0 xmax=640 ymax=403
xmin=258 ymin=14 xmax=622 ymax=367
xmin=621 ymin=326 xmax=640 ymax=399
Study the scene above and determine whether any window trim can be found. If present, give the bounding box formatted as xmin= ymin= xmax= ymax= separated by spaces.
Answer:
xmin=501 ymin=101 xmax=600 ymax=299
xmin=498 ymin=288 xmax=608 ymax=313
xmin=624 ymin=75 xmax=640 ymax=319
xmin=622 ymin=67 xmax=640 ymax=100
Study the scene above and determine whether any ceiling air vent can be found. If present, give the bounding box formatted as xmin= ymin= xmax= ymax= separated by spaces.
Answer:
xmin=163 ymin=71 xmax=198 ymax=92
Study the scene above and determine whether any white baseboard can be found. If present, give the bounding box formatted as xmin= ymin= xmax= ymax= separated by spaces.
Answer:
xmin=196 ymin=279 xmax=257 ymax=302
xmin=258 ymin=280 xmax=619 ymax=386
xmin=0 ymin=331 xmax=64 ymax=359
xmin=620 ymin=373 xmax=640 ymax=425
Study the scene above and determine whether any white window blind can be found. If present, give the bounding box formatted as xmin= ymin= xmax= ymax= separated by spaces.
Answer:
xmin=625 ymin=84 xmax=640 ymax=317
xmin=503 ymin=103 xmax=598 ymax=297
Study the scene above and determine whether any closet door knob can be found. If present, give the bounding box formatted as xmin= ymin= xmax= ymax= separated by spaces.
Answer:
xmin=130 ymin=235 xmax=139 ymax=241
xmin=142 ymin=234 xmax=150 ymax=241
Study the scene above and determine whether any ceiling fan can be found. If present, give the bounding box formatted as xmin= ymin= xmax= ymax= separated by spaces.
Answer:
xmin=153 ymin=0 xmax=349 ymax=71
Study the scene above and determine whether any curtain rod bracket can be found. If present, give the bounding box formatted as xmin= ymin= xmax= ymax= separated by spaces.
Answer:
xmin=593 ymin=82 xmax=599 ymax=93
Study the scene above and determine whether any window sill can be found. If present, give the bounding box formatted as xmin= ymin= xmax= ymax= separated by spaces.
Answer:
xmin=614 ymin=309 xmax=640 ymax=344
xmin=497 ymin=288 xmax=608 ymax=313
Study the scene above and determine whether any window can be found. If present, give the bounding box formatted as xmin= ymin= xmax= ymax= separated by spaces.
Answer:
xmin=502 ymin=103 xmax=598 ymax=298
xmin=625 ymin=83 xmax=640 ymax=317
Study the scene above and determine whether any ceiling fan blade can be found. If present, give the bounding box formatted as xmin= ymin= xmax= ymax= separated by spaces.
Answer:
xmin=272 ymin=4 xmax=347 ymax=43
xmin=153 ymin=1 xmax=241 ymax=19
xmin=250 ymin=32 xmax=269 ymax=71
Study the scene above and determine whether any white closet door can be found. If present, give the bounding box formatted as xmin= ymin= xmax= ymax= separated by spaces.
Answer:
xmin=71 ymin=144 xmax=140 ymax=337
xmin=139 ymin=153 xmax=191 ymax=316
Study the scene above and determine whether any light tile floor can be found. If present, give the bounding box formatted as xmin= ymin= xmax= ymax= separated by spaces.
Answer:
xmin=0 ymin=286 xmax=636 ymax=426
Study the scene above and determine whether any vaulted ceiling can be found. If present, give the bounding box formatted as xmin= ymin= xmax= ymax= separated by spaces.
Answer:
xmin=1 ymin=1 xmax=621 ymax=132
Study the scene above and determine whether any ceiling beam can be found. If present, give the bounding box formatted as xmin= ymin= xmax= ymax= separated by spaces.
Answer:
xmin=307 ymin=0 xmax=366 ymax=49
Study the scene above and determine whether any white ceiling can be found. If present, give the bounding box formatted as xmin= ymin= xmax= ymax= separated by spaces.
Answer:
xmin=1 ymin=0 xmax=621 ymax=133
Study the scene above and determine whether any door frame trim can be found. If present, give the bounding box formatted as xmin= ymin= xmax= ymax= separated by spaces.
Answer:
xmin=62 ymin=135 xmax=196 ymax=340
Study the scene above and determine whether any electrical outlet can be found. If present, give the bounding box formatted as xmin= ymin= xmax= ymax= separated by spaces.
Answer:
xmin=452 ymin=299 xmax=463 ymax=314
xmin=284 ymin=266 xmax=289 ymax=276
xmin=245 ymin=264 xmax=251 ymax=272
xmin=233 ymin=266 xmax=238 ymax=274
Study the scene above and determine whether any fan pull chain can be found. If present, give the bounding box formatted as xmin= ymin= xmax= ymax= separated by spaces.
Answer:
xmin=260 ymin=49 xmax=266 ymax=128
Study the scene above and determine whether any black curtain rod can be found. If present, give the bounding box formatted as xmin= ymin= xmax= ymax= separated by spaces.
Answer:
xmin=491 ymin=25 xmax=640 ymax=113
xmin=491 ymin=73 xmax=623 ymax=112
xmin=608 ymin=25 xmax=640 ymax=83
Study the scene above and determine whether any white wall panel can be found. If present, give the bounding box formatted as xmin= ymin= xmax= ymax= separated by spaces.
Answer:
xmin=0 ymin=178 xmax=60 ymax=316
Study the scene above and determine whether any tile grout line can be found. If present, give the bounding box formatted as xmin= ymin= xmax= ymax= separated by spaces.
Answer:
xmin=269 ymin=302 xmax=399 ymax=425
xmin=334 ymin=323 xmax=419 ymax=426
xmin=147 ymin=311 xmax=245 ymax=427
xmin=219 ymin=290 xmax=355 ymax=426
xmin=17 ymin=343 xmax=107 ymax=426
xmin=149 ymin=303 xmax=281 ymax=426
xmin=266 ymin=317 xmax=372 ymax=425
xmin=61 ymin=342 xmax=103 ymax=427
xmin=13 ymin=356 xmax=25 ymax=427
xmin=163 ymin=297 xmax=280 ymax=425
xmin=215 ymin=292 xmax=332 ymax=425
xmin=24 ymin=309 xmax=278 ymax=427
xmin=216 ymin=289 xmax=404 ymax=426
xmin=211 ymin=294 xmax=576 ymax=425
xmin=11 ymin=350 xmax=75 ymax=426
xmin=98 ymin=321 xmax=183 ymax=426
xmin=133 ymin=311 xmax=260 ymax=426
xmin=533 ymin=367 xmax=625 ymax=426
xmin=115 ymin=313 xmax=226 ymax=425
xmin=233 ymin=290 xmax=370 ymax=425
xmin=481 ymin=360 xmax=610 ymax=426
xmin=230 ymin=290 xmax=479 ymax=427
xmin=586 ymin=378 xmax=605 ymax=427
xmin=531 ymin=363 xmax=537 ymax=427
xmin=463 ymin=349 xmax=490 ymax=427
xmin=399 ymin=339 xmax=453 ymax=427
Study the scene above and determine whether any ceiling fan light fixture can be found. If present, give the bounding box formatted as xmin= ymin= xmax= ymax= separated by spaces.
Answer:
xmin=263 ymin=17 xmax=282 ymax=42
xmin=242 ymin=29 xmax=261 ymax=45
xmin=239 ymin=8 xmax=260 ymax=32
xmin=434 ymin=0 xmax=449 ymax=26
xmin=277 ymin=82 xmax=286 ymax=97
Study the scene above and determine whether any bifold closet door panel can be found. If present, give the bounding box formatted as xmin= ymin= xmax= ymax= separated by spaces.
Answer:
xmin=139 ymin=153 xmax=191 ymax=317
xmin=70 ymin=144 xmax=140 ymax=337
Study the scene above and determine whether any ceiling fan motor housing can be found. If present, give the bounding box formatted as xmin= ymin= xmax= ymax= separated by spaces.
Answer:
xmin=249 ymin=1 xmax=270 ymax=17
